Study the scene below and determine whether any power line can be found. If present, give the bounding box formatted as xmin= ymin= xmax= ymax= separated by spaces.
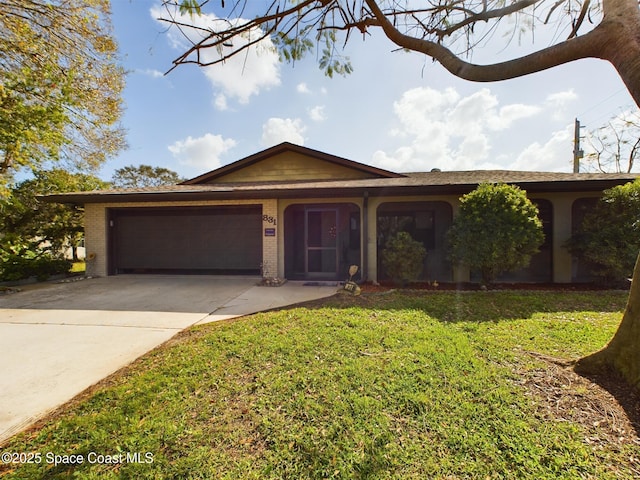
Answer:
xmin=577 ymin=87 xmax=632 ymax=127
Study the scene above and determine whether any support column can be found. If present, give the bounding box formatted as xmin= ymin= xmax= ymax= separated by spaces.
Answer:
xmin=551 ymin=197 xmax=574 ymax=283
xmin=84 ymin=204 xmax=108 ymax=277
xmin=261 ymin=199 xmax=279 ymax=278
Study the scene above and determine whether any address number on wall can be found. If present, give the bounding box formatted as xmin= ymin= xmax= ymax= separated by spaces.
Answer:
xmin=263 ymin=215 xmax=277 ymax=225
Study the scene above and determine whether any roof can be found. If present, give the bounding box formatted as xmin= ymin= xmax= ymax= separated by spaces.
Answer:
xmin=43 ymin=169 xmax=640 ymax=205
xmin=181 ymin=142 xmax=403 ymax=184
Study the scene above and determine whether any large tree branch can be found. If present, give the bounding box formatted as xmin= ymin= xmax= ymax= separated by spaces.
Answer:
xmin=427 ymin=0 xmax=541 ymax=40
xmin=364 ymin=0 xmax=607 ymax=82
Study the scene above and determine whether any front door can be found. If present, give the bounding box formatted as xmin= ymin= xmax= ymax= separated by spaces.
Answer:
xmin=305 ymin=208 xmax=338 ymax=277
xmin=284 ymin=203 xmax=360 ymax=281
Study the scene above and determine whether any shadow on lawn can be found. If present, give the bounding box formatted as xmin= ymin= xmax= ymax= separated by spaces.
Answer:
xmin=294 ymin=289 xmax=628 ymax=323
xmin=293 ymin=289 xmax=640 ymax=440
xmin=577 ymin=367 xmax=640 ymax=439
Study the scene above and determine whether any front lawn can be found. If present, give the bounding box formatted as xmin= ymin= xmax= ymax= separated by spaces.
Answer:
xmin=1 ymin=291 xmax=638 ymax=479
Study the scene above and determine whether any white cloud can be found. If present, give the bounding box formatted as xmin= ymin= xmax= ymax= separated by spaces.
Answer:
xmin=491 ymin=104 xmax=543 ymax=130
xmin=511 ymin=124 xmax=574 ymax=171
xmin=137 ymin=68 xmax=164 ymax=78
xmin=545 ymin=89 xmax=578 ymax=120
xmin=261 ymin=118 xmax=306 ymax=146
xmin=214 ymin=94 xmax=228 ymax=111
xmin=546 ymin=89 xmax=578 ymax=107
xmin=151 ymin=6 xmax=280 ymax=106
xmin=168 ymin=133 xmax=236 ymax=170
xmin=371 ymin=87 xmax=542 ymax=172
xmin=309 ymin=105 xmax=326 ymax=122
xmin=297 ymin=82 xmax=311 ymax=94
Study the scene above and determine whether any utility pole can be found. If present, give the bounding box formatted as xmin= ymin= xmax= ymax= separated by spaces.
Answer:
xmin=573 ymin=118 xmax=584 ymax=173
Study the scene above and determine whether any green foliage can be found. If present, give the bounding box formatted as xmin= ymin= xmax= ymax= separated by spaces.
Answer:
xmin=1 ymin=291 xmax=633 ymax=478
xmin=0 ymin=253 xmax=71 ymax=281
xmin=567 ymin=179 xmax=640 ymax=284
xmin=317 ymin=30 xmax=353 ymax=78
xmin=273 ymin=26 xmax=353 ymax=78
xmin=447 ymin=183 xmax=544 ymax=284
xmin=274 ymin=29 xmax=315 ymax=64
xmin=381 ymin=231 xmax=426 ymax=284
xmin=179 ymin=0 xmax=202 ymax=16
xmin=0 ymin=169 xmax=107 ymax=260
xmin=0 ymin=0 xmax=126 ymax=184
xmin=111 ymin=165 xmax=186 ymax=188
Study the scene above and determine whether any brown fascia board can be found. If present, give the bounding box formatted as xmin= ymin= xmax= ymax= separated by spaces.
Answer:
xmin=40 ymin=171 xmax=639 ymax=205
xmin=180 ymin=142 xmax=404 ymax=184
xmin=40 ymin=176 xmax=637 ymax=206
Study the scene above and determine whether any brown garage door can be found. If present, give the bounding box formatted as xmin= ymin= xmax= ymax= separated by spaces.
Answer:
xmin=108 ymin=206 xmax=262 ymax=275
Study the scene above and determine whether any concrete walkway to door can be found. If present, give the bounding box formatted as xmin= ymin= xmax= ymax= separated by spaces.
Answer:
xmin=0 ymin=275 xmax=337 ymax=445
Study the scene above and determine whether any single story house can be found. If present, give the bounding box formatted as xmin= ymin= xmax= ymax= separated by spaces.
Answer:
xmin=46 ymin=142 xmax=639 ymax=284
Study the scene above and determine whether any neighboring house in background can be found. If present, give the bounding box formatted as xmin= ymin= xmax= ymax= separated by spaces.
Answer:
xmin=45 ymin=142 xmax=639 ymax=284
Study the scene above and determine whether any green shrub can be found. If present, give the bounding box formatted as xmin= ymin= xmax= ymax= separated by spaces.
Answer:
xmin=447 ymin=183 xmax=544 ymax=284
xmin=381 ymin=231 xmax=426 ymax=285
xmin=0 ymin=254 xmax=71 ymax=282
xmin=567 ymin=179 xmax=640 ymax=285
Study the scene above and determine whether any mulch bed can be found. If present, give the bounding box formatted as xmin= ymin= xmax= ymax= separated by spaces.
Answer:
xmin=0 ymin=286 xmax=20 ymax=295
xmin=515 ymin=352 xmax=640 ymax=475
xmin=360 ymin=281 xmax=627 ymax=293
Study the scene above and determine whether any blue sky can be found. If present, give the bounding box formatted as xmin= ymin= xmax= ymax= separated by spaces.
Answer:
xmin=105 ymin=0 xmax=638 ymax=181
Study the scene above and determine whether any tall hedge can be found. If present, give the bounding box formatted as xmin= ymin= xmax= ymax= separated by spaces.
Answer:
xmin=567 ymin=179 xmax=640 ymax=285
xmin=447 ymin=183 xmax=544 ymax=284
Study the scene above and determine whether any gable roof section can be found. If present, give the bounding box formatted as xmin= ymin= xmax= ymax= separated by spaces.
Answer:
xmin=181 ymin=142 xmax=404 ymax=185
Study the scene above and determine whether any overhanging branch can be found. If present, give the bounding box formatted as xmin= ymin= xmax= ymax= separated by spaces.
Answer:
xmin=364 ymin=0 xmax=606 ymax=82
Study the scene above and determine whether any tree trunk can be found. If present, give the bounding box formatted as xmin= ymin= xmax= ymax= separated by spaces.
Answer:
xmin=575 ymin=252 xmax=640 ymax=389
xmin=598 ymin=0 xmax=640 ymax=108
xmin=569 ymin=2 xmax=640 ymax=387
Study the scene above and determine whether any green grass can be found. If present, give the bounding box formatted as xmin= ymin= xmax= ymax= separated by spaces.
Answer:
xmin=1 ymin=291 xmax=637 ymax=479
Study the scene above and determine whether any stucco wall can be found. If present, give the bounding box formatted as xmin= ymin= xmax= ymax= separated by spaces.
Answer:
xmin=366 ymin=191 xmax=603 ymax=284
xmin=367 ymin=195 xmax=461 ymax=283
xmin=538 ymin=191 xmax=601 ymax=283
xmin=84 ymin=191 xmax=604 ymax=283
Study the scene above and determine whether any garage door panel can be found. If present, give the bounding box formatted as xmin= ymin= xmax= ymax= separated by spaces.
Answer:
xmin=111 ymin=207 xmax=262 ymax=274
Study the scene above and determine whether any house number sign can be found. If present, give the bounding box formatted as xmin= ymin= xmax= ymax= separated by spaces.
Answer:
xmin=262 ymin=214 xmax=277 ymax=225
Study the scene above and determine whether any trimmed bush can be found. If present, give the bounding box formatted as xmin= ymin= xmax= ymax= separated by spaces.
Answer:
xmin=381 ymin=231 xmax=426 ymax=285
xmin=567 ymin=179 xmax=640 ymax=285
xmin=447 ymin=183 xmax=544 ymax=284
xmin=0 ymin=255 xmax=72 ymax=282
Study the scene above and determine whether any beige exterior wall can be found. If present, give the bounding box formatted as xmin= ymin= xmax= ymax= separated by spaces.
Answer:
xmin=366 ymin=191 xmax=602 ymax=284
xmin=84 ymin=199 xmax=277 ymax=277
xmin=212 ymin=152 xmax=378 ymax=183
xmin=531 ymin=191 xmax=602 ymax=283
xmin=84 ymin=191 xmax=603 ymax=283
xmin=367 ymin=195 xmax=460 ymax=283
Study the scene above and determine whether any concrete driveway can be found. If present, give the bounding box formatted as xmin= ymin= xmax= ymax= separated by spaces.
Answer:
xmin=0 ymin=275 xmax=336 ymax=445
